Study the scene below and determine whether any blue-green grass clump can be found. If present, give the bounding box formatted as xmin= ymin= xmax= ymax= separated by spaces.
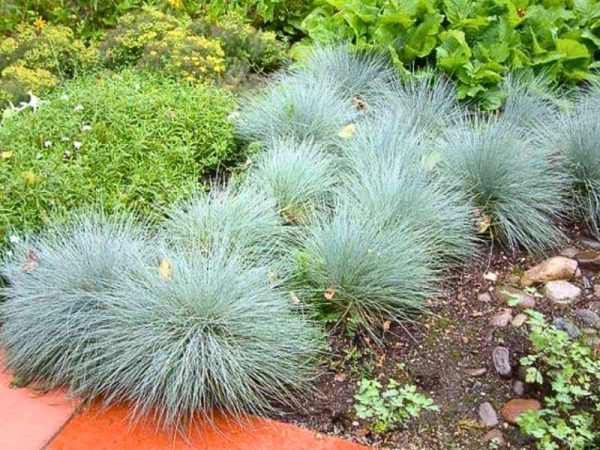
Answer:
xmin=158 ymin=185 xmax=285 ymax=264
xmin=235 ymin=72 xmax=357 ymax=146
xmin=371 ymin=72 xmax=463 ymax=136
xmin=340 ymin=121 xmax=477 ymax=265
xmin=546 ymin=94 xmax=600 ymax=238
xmin=435 ymin=118 xmax=568 ymax=254
xmin=293 ymin=46 xmax=394 ymax=103
xmin=246 ymin=138 xmax=337 ymax=224
xmin=1 ymin=211 xmax=320 ymax=428
xmin=0 ymin=213 xmax=152 ymax=390
xmin=72 ymin=247 xmax=320 ymax=427
xmin=294 ymin=206 xmax=437 ymax=337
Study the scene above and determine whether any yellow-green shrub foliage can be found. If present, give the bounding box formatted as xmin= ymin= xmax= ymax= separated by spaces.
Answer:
xmin=141 ymin=30 xmax=226 ymax=82
xmin=0 ymin=22 xmax=97 ymax=104
xmin=99 ymin=6 xmax=182 ymax=67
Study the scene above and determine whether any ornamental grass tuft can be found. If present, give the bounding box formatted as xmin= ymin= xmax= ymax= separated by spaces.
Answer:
xmin=435 ymin=118 xmax=568 ymax=254
xmin=246 ymin=138 xmax=337 ymax=224
xmin=294 ymin=205 xmax=437 ymax=338
xmin=1 ymin=210 xmax=320 ymax=428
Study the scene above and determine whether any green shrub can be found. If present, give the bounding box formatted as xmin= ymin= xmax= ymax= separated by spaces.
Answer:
xmin=1 ymin=211 xmax=320 ymax=427
xmin=518 ymin=310 xmax=599 ymax=449
xmin=0 ymin=69 xmax=237 ymax=243
xmin=0 ymin=21 xmax=97 ymax=104
xmin=297 ymin=0 xmax=600 ymax=109
xmin=435 ymin=118 xmax=567 ymax=254
xmin=354 ymin=378 xmax=438 ymax=434
xmin=294 ymin=206 xmax=436 ymax=337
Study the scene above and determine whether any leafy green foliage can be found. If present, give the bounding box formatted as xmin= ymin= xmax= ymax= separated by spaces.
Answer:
xmin=297 ymin=0 xmax=600 ymax=108
xmin=354 ymin=378 xmax=439 ymax=434
xmin=0 ymin=69 xmax=237 ymax=243
xmin=518 ymin=310 xmax=600 ymax=450
xmin=435 ymin=118 xmax=567 ymax=254
xmin=0 ymin=21 xmax=97 ymax=105
xmin=1 ymin=211 xmax=320 ymax=427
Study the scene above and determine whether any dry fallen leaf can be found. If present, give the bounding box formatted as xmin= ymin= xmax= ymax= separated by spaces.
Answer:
xmin=22 ymin=250 xmax=39 ymax=272
xmin=474 ymin=207 xmax=492 ymax=234
xmin=338 ymin=123 xmax=356 ymax=139
xmin=383 ymin=320 xmax=392 ymax=332
xmin=324 ymin=285 xmax=336 ymax=300
xmin=483 ymin=271 xmax=498 ymax=282
xmin=158 ymin=258 xmax=172 ymax=281
xmin=351 ymin=97 xmax=368 ymax=110
xmin=456 ymin=419 xmax=484 ymax=430
xmin=290 ymin=292 xmax=301 ymax=305
xmin=333 ymin=372 xmax=346 ymax=382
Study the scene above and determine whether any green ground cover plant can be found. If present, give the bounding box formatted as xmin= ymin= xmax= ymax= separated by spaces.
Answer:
xmin=518 ymin=310 xmax=599 ymax=449
xmin=0 ymin=68 xmax=236 ymax=243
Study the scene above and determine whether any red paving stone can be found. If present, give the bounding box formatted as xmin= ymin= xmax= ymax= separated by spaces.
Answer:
xmin=0 ymin=370 xmax=80 ymax=450
xmin=48 ymin=402 xmax=368 ymax=450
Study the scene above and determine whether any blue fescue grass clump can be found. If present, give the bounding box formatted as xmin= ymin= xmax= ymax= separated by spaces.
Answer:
xmin=158 ymin=184 xmax=286 ymax=264
xmin=0 ymin=213 xmax=152 ymax=389
xmin=293 ymin=45 xmax=395 ymax=102
xmin=546 ymin=93 xmax=600 ymax=238
xmin=72 ymin=247 xmax=320 ymax=427
xmin=435 ymin=118 xmax=568 ymax=254
xmin=235 ymin=72 xmax=356 ymax=146
xmin=294 ymin=206 xmax=437 ymax=337
xmin=370 ymin=71 xmax=464 ymax=136
xmin=339 ymin=121 xmax=477 ymax=265
xmin=246 ymin=138 xmax=337 ymax=224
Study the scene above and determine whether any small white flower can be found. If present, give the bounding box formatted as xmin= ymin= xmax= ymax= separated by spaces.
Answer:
xmin=44 ymin=140 xmax=53 ymax=148
xmin=63 ymin=150 xmax=71 ymax=158
xmin=73 ymin=141 xmax=82 ymax=149
xmin=9 ymin=235 xmax=20 ymax=244
xmin=36 ymin=152 xmax=43 ymax=159
xmin=61 ymin=136 xmax=69 ymax=142
xmin=73 ymin=104 xmax=84 ymax=112
xmin=134 ymin=83 xmax=141 ymax=90
xmin=60 ymin=94 xmax=70 ymax=101
xmin=5 ymin=250 xmax=13 ymax=258
xmin=82 ymin=125 xmax=92 ymax=132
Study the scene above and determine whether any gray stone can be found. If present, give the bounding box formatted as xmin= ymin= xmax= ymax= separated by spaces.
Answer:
xmin=478 ymin=292 xmax=492 ymax=303
xmin=492 ymin=347 xmax=511 ymax=377
xmin=573 ymin=309 xmax=600 ymax=328
xmin=512 ymin=380 xmax=525 ymax=396
xmin=478 ymin=402 xmax=499 ymax=427
xmin=544 ymin=281 xmax=582 ymax=305
xmin=579 ymin=237 xmax=600 ymax=250
xmin=553 ymin=317 xmax=581 ymax=339
xmin=490 ymin=309 xmax=513 ymax=327
xmin=560 ymin=247 xmax=579 ymax=258
xmin=574 ymin=250 xmax=600 ymax=271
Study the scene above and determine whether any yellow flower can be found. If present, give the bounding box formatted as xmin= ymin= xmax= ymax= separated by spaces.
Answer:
xmin=33 ymin=17 xmax=46 ymax=31
xmin=167 ymin=0 xmax=183 ymax=9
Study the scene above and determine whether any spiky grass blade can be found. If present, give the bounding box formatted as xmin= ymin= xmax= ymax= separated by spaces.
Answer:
xmin=435 ymin=118 xmax=567 ymax=254
xmin=294 ymin=206 xmax=437 ymax=337
xmin=293 ymin=45 xmax=395 ymax=103
xmin=546 ymin=97 xmax=600 ymax=237
xmin=236 ymin=72 xmax=357 ymax=146
xmin=159 ymin=185 xmax=285 ymax=264
xmin=339 ymin=123 xmax=477 ymax=265
xmin=246 ymin=138 xmax=337 ymax=224
xmin=0 ymin=212 xmax=152 ymax=389
xmin=72 ymin=247 xmax=320 ymax=428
